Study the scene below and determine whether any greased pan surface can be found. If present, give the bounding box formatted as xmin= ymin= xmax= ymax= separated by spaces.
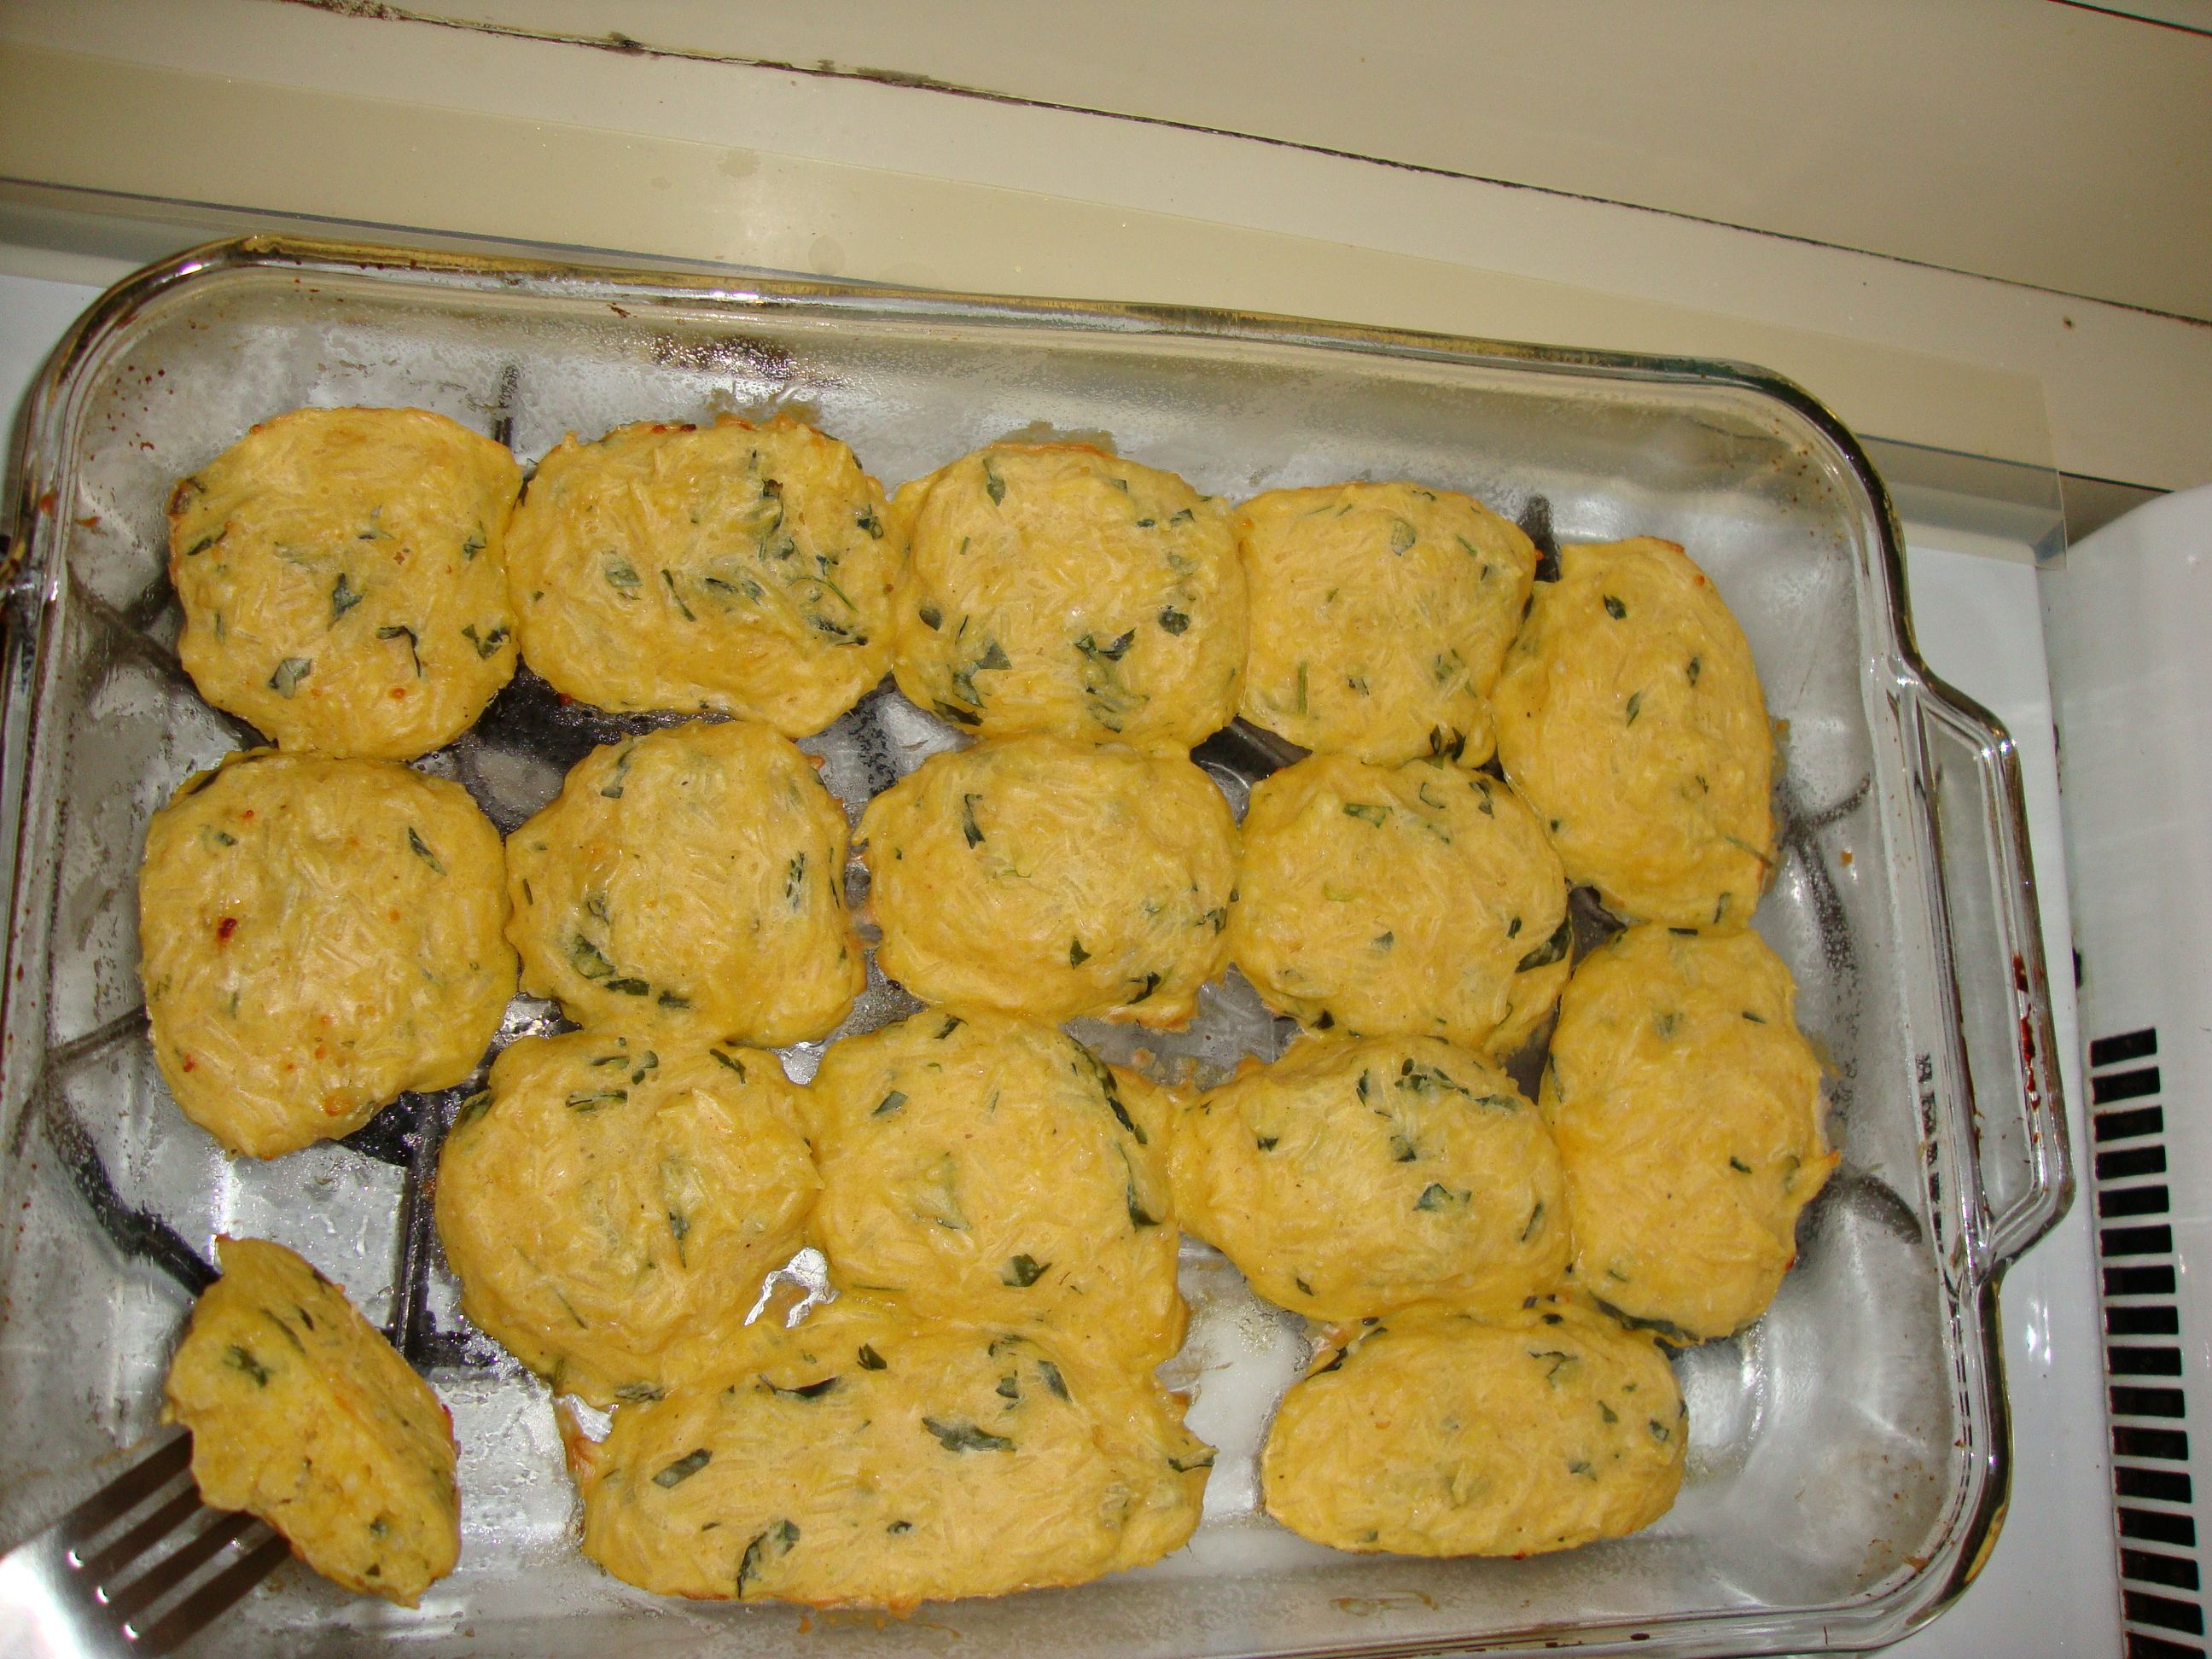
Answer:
xmin=0 ymin=238 xmax=2066 ymax=1657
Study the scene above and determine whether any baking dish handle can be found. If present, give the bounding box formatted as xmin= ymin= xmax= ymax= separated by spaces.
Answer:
xmin=1909 ymin=675 xmax=2074 ymax=1272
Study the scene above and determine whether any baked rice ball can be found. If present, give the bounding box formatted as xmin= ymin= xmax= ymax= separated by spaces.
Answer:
xmin=1493 ymin=537 xmax=1776 ymax=928
xmin=434 ymin=1030 xmax=817 ymax=1408
xmin=566 ymin=1302 xmax=1208 ymax=1607
xmin=504 ymin=719 xmax=864 ymax=1045
xmin=168 ymin=405 xmax=521 ymax=760
xmin=138 ymin=748 xmax=514 ymax=1158
xmin=859 ymin=734 xmax=1237 ymax=1027
xmin=1543 ymin=923 xmax=1837 ymax=1341
xmin=888 ymin=443 xmax=1244 ymax=753
xmin=164 ymin=1237 xmax=460 ymax=1604
xmin=505 ymin=415 xmax=899 ymax=733
xmin=1235 ymin=480 xmax=1537 ymax=767
xmin=806 ymin=1008 xmax=1184 ymax=1367
xmin=1262 ymin=1298 xmax=1684 ymax=1557
xmin=1227 ymin=754 xmax=1570 ymax=1056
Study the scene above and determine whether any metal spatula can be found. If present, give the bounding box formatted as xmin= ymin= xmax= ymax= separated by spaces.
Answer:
xmin=0 ymin=1428 xmax=288 ymax=1656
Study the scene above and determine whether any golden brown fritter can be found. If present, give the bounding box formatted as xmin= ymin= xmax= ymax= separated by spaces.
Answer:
xmin=859 ymin=735 xmax=1237 ymax=1027
xmin=504 ymin=719 xmax=864 ymax=1045
xmin=434 ymin=1031 xmax=817 ymax=1408
xmin=168 ymin=405 xmax=521 ymax=760
xmin=1262 ymin=1300 xmax=1683 ymax=1557
xmin=505 ymin=416 xmax=899 ymax=733
xmin=566 ymin=1304 xmax=1209 ymax=1606
xmin=1236 ymin=480 xmax=1536 ymax=766
xmin=806 ymin=1009 xmax=1184 ymax=1367
xmin=137 ymin=749 xmax=514 ymax=1158
xmin=1227 ymin=754 xmax=1569 ymax=1055
xmin=1171 ymin=1034 xmax=1569 ymax=1322
xmin=164 ymin=1237 xmax=460 ymax=1604
xmin=1493 ymin=537 xmax=1775 ymax=927
xmin=889 ymin=443 xmax=1244 ymax=753
xmin=1544 ymin=924 xmax=1837 ymax=1341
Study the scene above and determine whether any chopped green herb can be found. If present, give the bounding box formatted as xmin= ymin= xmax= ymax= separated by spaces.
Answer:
xmin=923 ymin=1417 xmax=1014 ymax=1453
xmin=1388 ymin=516 xmax=1417 ymax=555
xmin=462 ymin=530 xmax=485 ymax=560
xmin=785 ymin=852 xmax=807 ymax=905
xmin=917 ymin=603 xmax=943 ymax=630
xmin=1374 ymin=931 xmax=1394 ymax=952
xmin=1743 ymin=1010 xmax=1767 ymax=1024
xmin=1157 ymin=606 xmax=1190 ymax=635
xmin=1626 ymin=690 xmax=1644 ymax=726
xmin=1516 ymin=916 xmax=1572 ymax=971
xmin=569 ymin=935 xmax=617 ymax=981
xmin=1730 ymin=1156 xmax=1754 ymax=1174
xmin=1074 ymin=629 xmax=1135 ymax=663
xmin=266 ymin=656 xmax=312 ymax=697
xmin=183 ymin=531 xmax=223 ymax=557
xmin=405 ymin=827 xmax=445 ymax=875
xmin=654 ymin=1448 xmax=713 ymax=1488
xmin=855 ymin=505 xmax=884 ymax=538
xmin=375 ymin=624 xmax=422 ymax=677
xmin=981 ymin=460 xmax=1005 ymax=505
xmin=857 ymin=1344 xmax=887 ymax=1371
xmin=1202 ymin=906 xmax=1227 ymax=933
xmin=1068 ymin=938 xmax=1090 ymax=966
xmin=604 ymin=559 xmax=643 ymax=596
xmin=709 ymin=1049 xmax=748 ymax=1079
xmin=1389 ymin=1134 xmax=1417 ymax=1163
xmin=936 ymin=1015 xmax=963 ymax=1039
xmin=1127 ymin=971 xmax=1162 ymax=1004
xmin=961 ymin=794 xmax=985 ymax=847
xmin=763 ymin=1375 xmax=841 ymax=1401
xmin=1256 ymin=1134 xmax=1279 ymax=1150
xmin=1521 ymin=1201 xmax=1545 ymax=1240
xmin=1295 ymin=661 xmax=1309 ymax=715
xmin=604 ymin=977 xmax=650 ymax=996
xmin=1295 ymin=1277 xmax=1316 ymax=1298
xmin=330 ymin=572 xmax=363 ymax=623
xmin=224 ymin=1345 xmax=271 ymax=1386
xmin=736 ymin=1518 xmax=799 ymax=1594
xmin=599 ymin=748 xmax=633 ymax=799
xmin=1342 ymin=802 xmax=1390 ymax=826
xmin=874 ymin=1090 xmax=908 ymax=1118
xmin=1413 ymin=1182 xmax=1467 ymax=1212
xmin=1427 ymin=725 xmax=1466 ymax=762
xmin=1648 ymin=1418 xmax=1672 ymax=1443
xmin=657 ymin=989 xmax=689 ymax=1010
xmin=566 ymin=1089 xmax=627 ymax=1111
xmin=1599 ymin=1400 xmax=1619 ymax=1424
xmin=452 ymin=1090 xmax=492 ymax=1132
xmin=1604 ymin=594 xmax=1627 ymax=620
xmin=934 ymin=699 xmax=981 ymax=727
xmin=1037 ymin=1359 xmax=1069 ymax=1400
xmin=459 ymin=622 xmax=509 ymax=659
xmin=1167 ymin=1451 xmax=1214 ymax=1473
xmin=1004 ymin=1254 xmax=1051 ymax=1287
xmin=659 ymin=568 xmax=696 ymax=620
xmin=1687 ymin=655 xmax=1703 ymax=684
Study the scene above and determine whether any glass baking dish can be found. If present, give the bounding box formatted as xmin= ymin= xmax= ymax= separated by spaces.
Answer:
xmin=0 ymin=237 xmax=2070 ymax=1657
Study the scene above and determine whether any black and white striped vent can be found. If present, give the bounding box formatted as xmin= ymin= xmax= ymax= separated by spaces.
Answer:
xmin=2093 ymin=1027 xmax=2203 ymax=1657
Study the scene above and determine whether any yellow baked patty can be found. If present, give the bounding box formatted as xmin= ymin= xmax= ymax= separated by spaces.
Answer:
xmin=505 ymin=719 xmax=864 ymax=1045
xmin=505 ymin=416 xmax=899 ymax=733
xmin=1227 ymin=754 xmax=1570 ymax=1055
xmin=807 ymin=1008 xmax=1184 ymax=1366
xmin=889 ymin=443 xmax=1245 ymax=753
xmin=1236 ymin=481 xmax=1537 ymax=767
xmin=138 ymin=749 xmax=515 ymax=1159
xmin=1493 ymin=537 xmax=1776 ymax=928
xmin=859 ymin=735 xmax=1238 ymax=1027
xmin=568 ymin=1305 xmax=1208 ymax=1607
xmin=1261 ymin=1300 xmax=1683 ymax=1557
xmin=434 ymin=1031 xmax=817 ymax=1409
xmin=1544 ymin=924 xmax=1837 ymax=1341
xmin=1172 ymin=1035 xmax=1569 ymax=1322
xmin=168 ymin=405 xmax=521 ymax=760
xmin=163 ymin=1237 xmax=460 ymax=1605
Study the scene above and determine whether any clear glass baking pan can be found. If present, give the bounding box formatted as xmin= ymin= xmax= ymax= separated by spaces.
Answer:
xmin=0 ymin=237 xmax=2070 ymax=1657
